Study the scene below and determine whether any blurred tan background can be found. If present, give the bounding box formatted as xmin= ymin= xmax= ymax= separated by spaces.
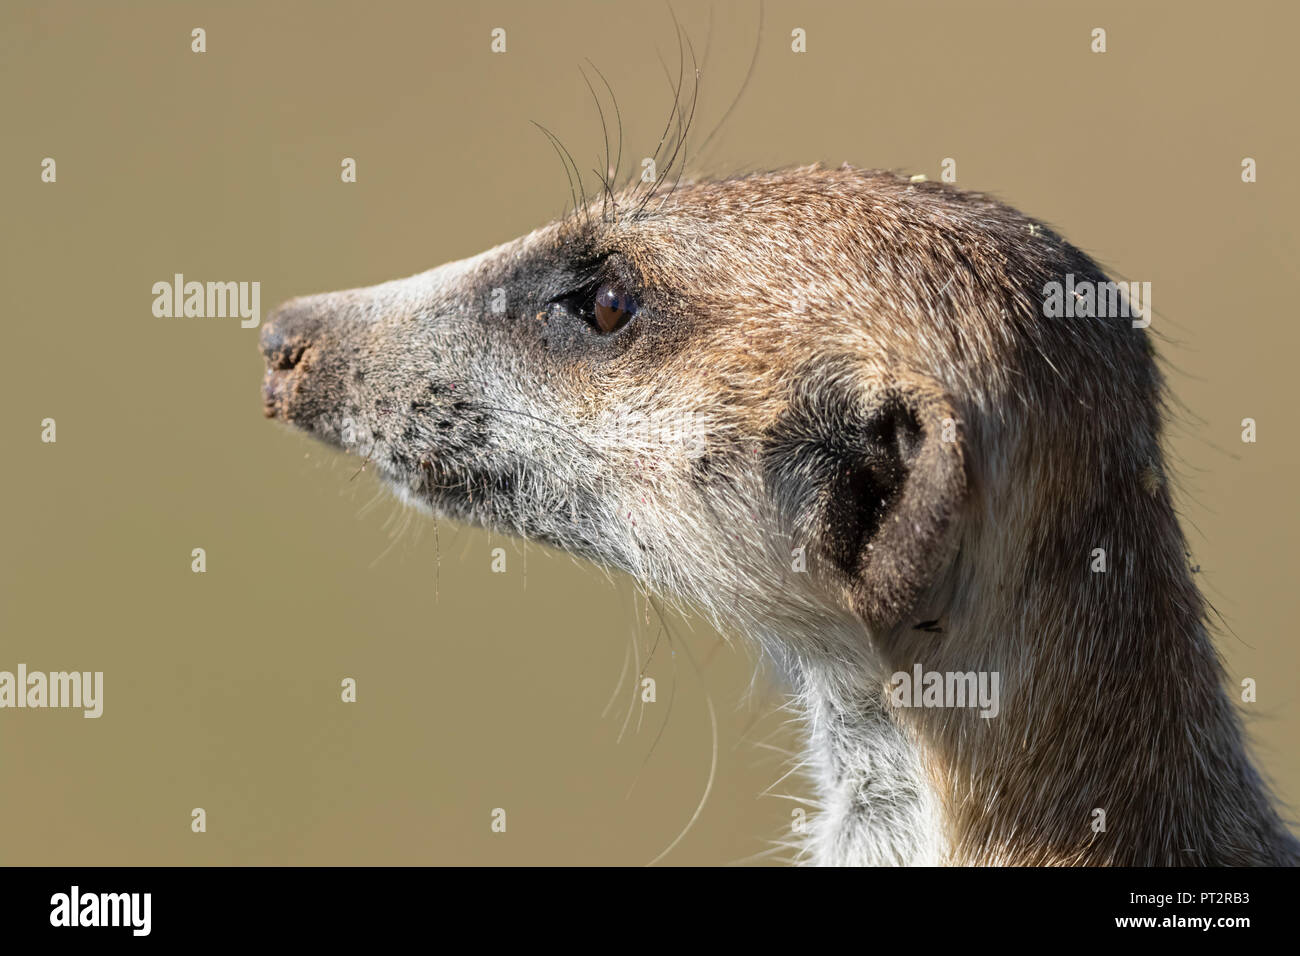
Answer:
xmin=1 ymin=0 xmax=1295 ymax=865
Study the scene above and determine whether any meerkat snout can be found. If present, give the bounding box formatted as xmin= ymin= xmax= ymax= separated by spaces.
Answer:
xmin=261 ymin=165 xmax=1300 ymax=867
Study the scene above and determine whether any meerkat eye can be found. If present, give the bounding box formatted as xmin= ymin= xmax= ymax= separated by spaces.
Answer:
xmin=592 ymin=282 xmax=638 ymax=334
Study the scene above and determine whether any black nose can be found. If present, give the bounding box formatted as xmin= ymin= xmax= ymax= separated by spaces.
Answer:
xmin=260 ymin=300 xmax=322 ymax=371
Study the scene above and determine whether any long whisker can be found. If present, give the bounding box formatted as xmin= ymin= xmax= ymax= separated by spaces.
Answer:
xmin=579 ymin=64 xmax=615 ymax=220
xmin=531 ymin=121 xmax=582 ymax=220
xmin=695 ymin=0 xmax=764 ymax=160
xmin=465 ymin=402 xmax=614 ymax=460
xmin=585 ymin=58 xmax=624 ymax=217
xmin=652 ymin=26 xmax=701 ymax=214
xmin=643 ymin=594 xmax=719 ymax=866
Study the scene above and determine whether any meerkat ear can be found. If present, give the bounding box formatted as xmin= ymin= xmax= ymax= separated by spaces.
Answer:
xmin=766 ymin=374 xmax=968 ymax=632
xmin=844 ymin=383 xmax=967 ymax=631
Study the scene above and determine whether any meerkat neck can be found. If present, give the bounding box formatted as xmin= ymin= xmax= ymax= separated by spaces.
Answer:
xmin=796 ymin=663 xmax=948 ymax=866
xmin=798 ymin=478 xmax=1298 ymax=866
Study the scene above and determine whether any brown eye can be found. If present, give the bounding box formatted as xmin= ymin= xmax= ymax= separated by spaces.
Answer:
xmin=593 ymin=282 xmax=638 ymax=334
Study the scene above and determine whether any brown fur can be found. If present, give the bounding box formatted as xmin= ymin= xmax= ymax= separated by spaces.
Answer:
xmin=262 ymin=165 xmax=1299 ymax=865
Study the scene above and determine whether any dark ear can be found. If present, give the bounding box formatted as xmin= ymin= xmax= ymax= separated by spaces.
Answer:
xmin=765 ymin=374 xmax=968 ymax=632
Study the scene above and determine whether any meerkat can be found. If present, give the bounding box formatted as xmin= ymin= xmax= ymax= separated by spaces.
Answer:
xmin=261 ymin=164 xmax=1299 ymax=866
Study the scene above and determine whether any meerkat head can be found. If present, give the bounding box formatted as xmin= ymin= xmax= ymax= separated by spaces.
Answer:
xmin=260 ymin=164 xmax=1151 ymax=671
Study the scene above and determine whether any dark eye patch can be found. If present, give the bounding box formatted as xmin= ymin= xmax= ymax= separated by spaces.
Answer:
xmin=548 ymin=263 xmax=640 ymax=336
